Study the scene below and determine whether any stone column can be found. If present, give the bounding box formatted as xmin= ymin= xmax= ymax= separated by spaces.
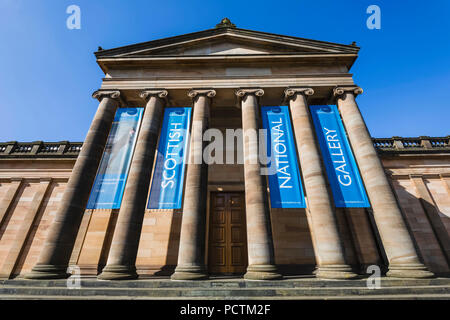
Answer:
xmin=285 ymin=88 xmax=357 ymax=279
xmin=334 ymin=86 xmax=433 ymax=278
xmin=98 ymin=90 xmax=168 ymax=280
xmin=235 ymin=88 xmax=282 ymax=280
xmin=26 ymin=90 xmax=121 ymax=279
xmin=171 ymin=89 xmax=215 ymax=280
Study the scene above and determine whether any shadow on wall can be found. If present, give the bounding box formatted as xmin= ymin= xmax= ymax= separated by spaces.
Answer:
xmin=135 ymin=211 xmax=182 ymax=278
xmin=336 ymin=207 xmax=386 ymax=275
xmin=270 ymin=205 xmax=386 ymax=276
xmin=390 ymin=178 xmax=450 ymax=276
xmin=156 ymin=211 xmax=182 ymax=276
xmin=135 ymin=205 xmax=386 ymax=278
xmin=0 ymin=183 xmax=25 ymax=243
xmin=0 ymin=182 xmax=26 ymax=278
xmin=98 ymin=210 xmax=119 ymax=274
xmin=12 ymin=182 xmax=58 ymax=277
xmin=270 ymin=208 xmax=316 ymax=276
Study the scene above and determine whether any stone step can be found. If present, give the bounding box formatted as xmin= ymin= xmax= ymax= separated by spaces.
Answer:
xmin=2 ymin=294 xmax=450 ymax=300
xmin=2 ymin=277 xmax=450 ymax=289
xmin=1 ymin=284 xmax=449 ymax=298
xmin=2 ymin=278 xmax=449 ymax=299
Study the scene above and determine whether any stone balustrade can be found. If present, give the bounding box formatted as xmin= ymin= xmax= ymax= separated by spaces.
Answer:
xmin=0 ymin=141 xmax=82 ymax=158
xmin=373 ymin=136 xmax=450 ymax=153
xmin=1 ymin=136 xmax=448 ymax=159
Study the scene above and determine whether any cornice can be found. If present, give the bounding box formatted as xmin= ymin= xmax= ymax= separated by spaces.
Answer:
xmin=99 ymin=76 xmax=355 ymax=92
xmin=97 ymin=53 xmax=358 ymax=63
xmin=96 ymin=53 xmax=358 ymax=76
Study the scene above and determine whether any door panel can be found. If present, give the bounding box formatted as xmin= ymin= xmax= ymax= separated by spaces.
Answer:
xmin=212 ymin=227 xmax=225 ymax=242
xmin=209 ymin=192 xmax=247 ymax=274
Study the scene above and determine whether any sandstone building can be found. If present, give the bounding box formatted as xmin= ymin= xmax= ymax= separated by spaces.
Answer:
xmin=0 ymin=19 xmax=449 ymax=282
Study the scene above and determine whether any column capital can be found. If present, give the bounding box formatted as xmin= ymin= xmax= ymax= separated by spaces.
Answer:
xmin=188 ymin=89 xmax=216 ymax=99
xmin=139 ymin=89 xmax=169 ymax=101
xmin=235 ymin=88 xmax=264 ymax=99
xmin=284 ymin=87 xmax=314 ymax=100
xmin=92 ymin=90 xmax=121 ymax=102
xmin=333 ymin=86 xmax=363 ymax=98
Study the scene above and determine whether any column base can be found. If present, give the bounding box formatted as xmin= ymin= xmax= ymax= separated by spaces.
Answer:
xmin=171 ymin=265 xmax=209 ymax=280
xmin=386 ymin=263 xmax=434 ymax=279
xmin=97 ymin=265 xmax=138 ymax=280
xmin=24 ymin=265 xmax=70 ymax=280
xmin=244 ymin=264 xmax=282 ymax=280
xmin=315 ymin=264 xmax=358 ymax=280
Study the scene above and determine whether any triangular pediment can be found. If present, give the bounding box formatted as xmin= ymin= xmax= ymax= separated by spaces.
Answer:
xmin=96 ymin=27 xmax=359 ymax=59
xmin=144 ymin=38 xmax=278 ymax=56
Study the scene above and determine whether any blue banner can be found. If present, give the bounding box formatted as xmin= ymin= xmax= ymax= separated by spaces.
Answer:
xmin=87 ymin=108 xmax=143 ymax=209
xmin=261 ymin=106 xmax=306 ymax=208
xmin=148 ymin=107 xmax=191 ymax=209
xmin=310 ymin=105 xmax=370 ymax=208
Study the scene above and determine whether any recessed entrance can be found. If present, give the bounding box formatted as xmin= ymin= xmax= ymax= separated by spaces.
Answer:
xmin=208 ymin=192 xmax=248 ymax=274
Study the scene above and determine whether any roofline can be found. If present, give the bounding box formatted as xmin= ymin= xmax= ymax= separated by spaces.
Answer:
xmin=94 ymin=26 xmax=360 ymax=58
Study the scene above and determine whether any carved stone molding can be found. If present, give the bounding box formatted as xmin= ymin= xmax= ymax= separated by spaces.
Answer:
xmin=92 ymin=90 xmax=121 ymax=102
xmin=139 ymin=89 xmax=169 ymax=101
xmin=235 ymin=88 xmax=264 ymax=99
xmin=187 ymin=89 xmax=216 ymax=99
xmin=333 ymin=86 xmax=363 ymax=98
xmin=284 ymin=87 xmax=314 ymax=101
xmin=215 ymin=17 xmax=236 ymax=29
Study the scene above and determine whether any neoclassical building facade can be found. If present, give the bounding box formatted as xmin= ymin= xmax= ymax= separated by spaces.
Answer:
xmin=0 ymin=20 xmax=449 ymax=281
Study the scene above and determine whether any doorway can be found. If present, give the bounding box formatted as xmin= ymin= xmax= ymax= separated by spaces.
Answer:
xmin=208 ymin=192 xmax=248 ymax=274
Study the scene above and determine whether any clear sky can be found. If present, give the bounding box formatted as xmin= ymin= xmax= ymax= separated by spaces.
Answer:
xmin=0 ymin=0 xmax=449 ymax=141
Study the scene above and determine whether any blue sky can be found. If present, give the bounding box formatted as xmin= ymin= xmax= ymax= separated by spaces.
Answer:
xmin=0 ymin=0 xmax=449 ymax=141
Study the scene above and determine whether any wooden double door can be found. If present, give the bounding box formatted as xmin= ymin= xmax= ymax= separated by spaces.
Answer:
xmin=208 ymin=192 xmax=248 ymax=274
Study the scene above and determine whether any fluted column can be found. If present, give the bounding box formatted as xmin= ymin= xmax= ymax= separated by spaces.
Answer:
xmin=26 ymin=90 xmax=121 ymax=279
xmin=236 ymin=88 xmax=282 ymax=280
xmin=171 ymin=89 xmax=215 ymax=280
xmin=285 ymin=88 xmax=357 ymax=279
xmin=98 ymin=90 xmax=168 ymax=280
xmin=334 ymin=86 xmax=433 ymax=278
